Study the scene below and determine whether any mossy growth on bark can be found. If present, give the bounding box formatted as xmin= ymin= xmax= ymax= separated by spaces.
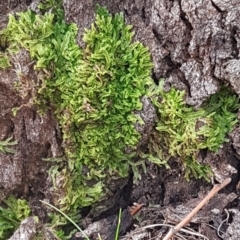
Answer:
xmin=0 ymin=1 xmax=239 ymax=238
xmin=0 ymin=195 xmax=31 ymax=240
xmin=0 ymin=2 xmax=153 ymax=222
xmin=0 ymin=137 xmax=17 ymax=154
xmin=147 ymin=81 xmax=239 ymax=180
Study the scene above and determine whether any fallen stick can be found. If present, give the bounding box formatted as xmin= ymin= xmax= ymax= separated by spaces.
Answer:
xmin=163 ymin=177 xmax=231 ymax=240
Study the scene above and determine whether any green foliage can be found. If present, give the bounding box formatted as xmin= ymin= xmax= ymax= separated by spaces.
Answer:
xmin=38 ymin=0 xmax=63 ymax=17
xmin=0 ymin=136 xmax=17 ymax=154
xmin=199 ymin=88 xmax=239 ymax=151
xmin=0 ymin=195 xmax=31 ymax=239
xmin=0 ymin=53 xmax=11 ymax=69
xmin=40 ymin=200 xmax=89 ymax=240
xmin=54 ymin=229 xmax=75 ymax=240
xmin=41 ymin=200 xmax=122 ymax=240
xmin=59 ymin=6 xmax=152 ymax=176
xmin=114 ymin=208 xmax=122 ymax=240
xmin=1 ymin=1 xmax=239 ymax=237
xmin=148 ymin=81 xmax=239 ymax=180
xmin=0 ymin=3 xmax=152 ymax=221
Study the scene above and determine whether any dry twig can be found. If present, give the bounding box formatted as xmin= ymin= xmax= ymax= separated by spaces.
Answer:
xmin=163 ymin=178 xmax=231 ymax=240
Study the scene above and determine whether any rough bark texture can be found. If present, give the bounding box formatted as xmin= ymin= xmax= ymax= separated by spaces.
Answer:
xmin=0 ymin=49 xmax=62 ymax=199
xmin=222 ymin=209 xmax=240 ymax=240
xmin=63 ymin=0 xmax=240 ymax=107
xmin=1 ymin=0 xmax=240 ymax=239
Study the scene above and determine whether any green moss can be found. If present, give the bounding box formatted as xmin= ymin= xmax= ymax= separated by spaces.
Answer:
xmin=0 ymin=137 xmax=17 ymax=154
xmin=0 ymin=53 xmax=11 ymax=69
xmin=0 ymin=195 xmax=31 ymax=240
xmin=0 ymin=2 xmax=152 ymax=220
xmin=148 ymin=81 xmax=239 ymax=180
xmin=0 ymin=1 xmax=239 ymax=237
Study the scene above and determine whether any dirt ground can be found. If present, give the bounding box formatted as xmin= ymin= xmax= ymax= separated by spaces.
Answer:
xmin=71 ymin=146 xmax=240 ymax=240
xmin=1 ymin=0 xmax=240 ymax=240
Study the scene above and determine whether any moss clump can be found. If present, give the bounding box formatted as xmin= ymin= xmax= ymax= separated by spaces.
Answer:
xmin=0 ymin=53 xmax=11 ymax=69
xmin=0 ymin=4 xmax=152 ymax=215
xmin=60 ymin=6 xmax=153 ymax=176
xmin=0 ymin=1 xmax=239 ymax=237
xmin=0 ymin=195 xmax=31 ymax=240
xmin=148 ymin=81 xmax=239 ymax=180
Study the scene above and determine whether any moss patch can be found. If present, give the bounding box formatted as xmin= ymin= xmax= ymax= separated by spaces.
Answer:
xmin=0 ymin=195 xmax=31 ymax=240
xmin=148 ymin=81 xmax=239 ymax=180
xmin=0 ymin=137 xmax=17 ymax=154
xmin=0 ymin=1 xmax=239 ymax=238
xmin=0 ymin=3 xmax=152 ymax=218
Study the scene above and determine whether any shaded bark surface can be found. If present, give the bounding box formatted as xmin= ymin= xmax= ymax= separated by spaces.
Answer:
xmin=1 ymin=0 xmax=240 ymax=239
xmin=63 ymin=0 xmax=240 ymax=107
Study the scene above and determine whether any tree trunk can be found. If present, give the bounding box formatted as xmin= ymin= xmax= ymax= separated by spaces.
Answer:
xmin=1 ymin=0 xmax=240 ymax=239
